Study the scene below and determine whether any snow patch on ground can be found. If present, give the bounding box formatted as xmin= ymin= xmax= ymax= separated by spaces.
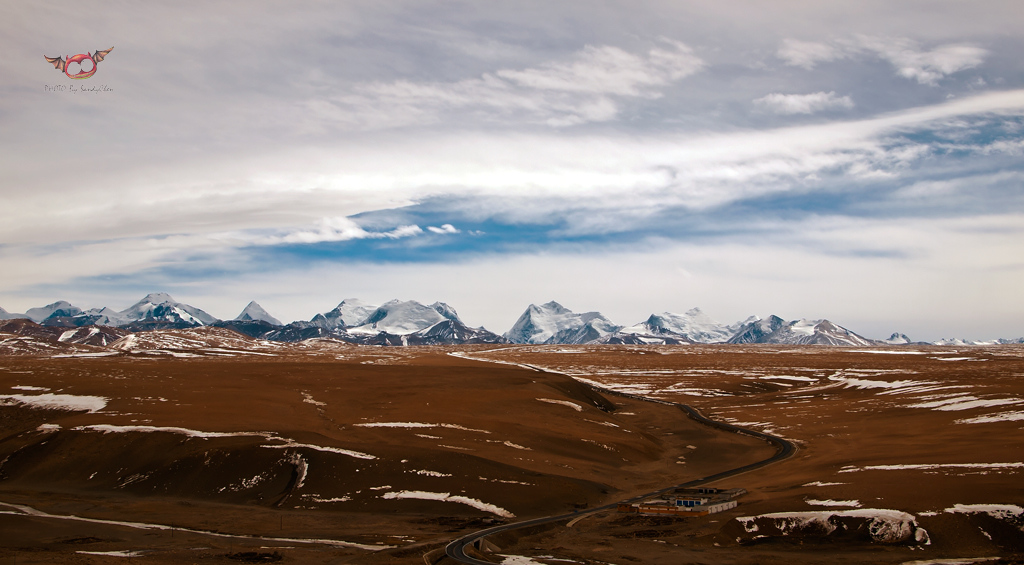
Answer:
xmin=737 ymin=508 xmax=923 ymax=543
xmin=0 ymin=393 xmax=108 ymax=412
xmin=263 ymin=440 xmax=377 ymax=460
xmin=72 ymin=424 xmax=377 ymax=459
xmin=829 ymin=373 xmax=934 ymax=392
xmin=73 ymin=424 xmax=267 ymax=438
xmin=840 ymin=463 xmax=1024 ymax=473
xmin=412 ymin=469 xmax=452 ymax=477
xmin=907 ymin=396 xmax=1023 ymax=411
xmin=301 ymin=494 xmax=352 ymax=503
xmin=380 ymin=490 xmax=514 ymax=517
xmin=944 ymin=503 xmax=1024 ymax=520
xmin=0 ymin=501 xmax=389 ymax=550
xmin=356 ymin=422 xmax=490 ymax=433
xmin=803 ymin=481 xmax=846 ymax=487
xmin=900 ymin=558 xmax=1001 ymax=565
xmin=760 ymin=375 xmax=818 ymax=382
xmin=302 ymin=392 xmax=326 ymax=407
xmin=806 ymin=499 xmax=861 ymax=507
xmin=851 ymin=350 xmax=929 ymax=355
xmin=536 ymin=398 xmax=583 ymax=412
xmin=76 ymin=550 xmax=146 ymax=557
xmin=499 ymin=555 xmax=549 ymax=565
xmin=956 ymin=410 xmax=1024 ymax=424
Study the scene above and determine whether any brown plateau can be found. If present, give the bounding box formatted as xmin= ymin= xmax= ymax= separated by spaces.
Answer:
xmin=1 ymin=338 xmax=1022 ymax=564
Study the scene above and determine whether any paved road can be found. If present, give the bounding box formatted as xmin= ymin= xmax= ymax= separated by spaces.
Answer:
xmin=444 ymin=384 xmax=796 ymax=565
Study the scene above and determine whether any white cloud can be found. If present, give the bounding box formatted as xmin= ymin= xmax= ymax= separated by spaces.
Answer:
xmin=495 ymin=40 xmax=703 ymax=96
xmin=269 ymin=217 xmax=423 ymax=245
xmin=777 ymin=35 xmax=988 ymax=86
xmin=777 ymin=39 xmax=846 ymax=70
xmin=856 ymin=36 xmax=988 ymax=86
xmin=427 ymin=224 xmax=460 ymax=234
xmin=46 ymin=213 xmax=1016 ymax=342
xmin=315 ymin=40 xmax=703 ymax=129
xmin=754 ymin=91 xmax=854 ymax=115
xmin=1 ymin=90 xmax=1022 ymax=300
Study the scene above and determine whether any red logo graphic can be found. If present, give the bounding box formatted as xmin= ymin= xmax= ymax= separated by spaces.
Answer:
xmin=45 ymin=47 xmax=113 ymax=79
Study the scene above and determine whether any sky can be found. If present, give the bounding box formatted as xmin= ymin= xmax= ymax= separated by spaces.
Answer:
xmin=2 ymin=0 xmax=1023 ymax=341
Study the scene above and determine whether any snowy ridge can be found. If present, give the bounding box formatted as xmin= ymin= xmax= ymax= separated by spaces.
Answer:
xmin=311 ymin=298 xmax=379 ymax=330
xmin=119 ymin=293 xmax=219 ymax=327
xmin=636 ymin=308 xmax=738 ymax=343
xmin=348 ymin=300 xmax=459 ymax=335
xmin=504 ymin=301 xmax=620 ymax=344
xmin=728 ymin=317 xmax=874 ymax=346
xmin=6 ymin=294 xmax=1024 ymax=346
xmin=0 ymin=306 xmax=29 ymax=320
xmin=25 ymin=301 xmax=82 ymax=323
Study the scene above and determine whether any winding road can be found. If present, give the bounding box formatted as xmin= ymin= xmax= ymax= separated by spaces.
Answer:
xmin=443 ymin=365 xmax=796 ymax=565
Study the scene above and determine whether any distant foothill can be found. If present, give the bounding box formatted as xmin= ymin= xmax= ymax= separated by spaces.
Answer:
xmin=0 ymin=294 xmax=1021 ymax=347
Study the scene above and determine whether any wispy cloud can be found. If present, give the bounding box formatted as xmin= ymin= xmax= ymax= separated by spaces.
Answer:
xmin=754 ymin=91 xmax=854 ymax=115
xmin=777 ymin=35 xmax=988 ymax=85
xmin=856 ymin=36 xmax=989 ymax=86
xmin=427 ymin=224 xmax=460 ymax=234
xmin=310 ymin=39 xmax=703 ymax=129
xmin=264 ymin=218 xmax=423 ymax=245
xmin=776 ymin=39 xmax=847 ymax=70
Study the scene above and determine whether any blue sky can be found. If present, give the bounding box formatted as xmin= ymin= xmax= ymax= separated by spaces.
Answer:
xmin=2 ymin=1 xmax=1023 ymax=340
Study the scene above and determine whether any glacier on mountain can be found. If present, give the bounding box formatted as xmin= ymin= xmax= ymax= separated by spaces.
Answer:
xmin=504 ymin=301 xmax=620 ymax=344
xmin=348 ymin=299 xmax=462 ymax=336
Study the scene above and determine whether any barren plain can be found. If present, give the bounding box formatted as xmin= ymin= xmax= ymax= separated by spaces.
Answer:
xmin=1 ymin=335 xmax=1022 ymax=564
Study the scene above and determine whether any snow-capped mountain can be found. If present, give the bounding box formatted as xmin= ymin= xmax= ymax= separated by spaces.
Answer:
xmin=504 ymin=301 xmax=620 ymax=344
xmin=260 ymin=299 xmax=504 ymax=345
xmin=728 ymin=317 xmax=875 ymax=346
xmin=882 ymin=332 xmax=913 ymax=345
xmin=348 ymin=299 xmax=462 ymax=336
xmin=233 ymin=301 xmax=283 ymax=326
xmin=0 ymin=306 xmax=28 ymax=320
xmin=310 ymin=298 xmax=378 ymax=330
xmin=726 ymin=316 xmax=787 ymax=344
xmin=929 ymin=337 xmax=1023 ymax=346
xmin=348 ymin=319 xmax=506 ymax=346
xmin=68 ymin=307 xmax=132 ymax=327
xmin=596 ymin=324 xmax=694 ymax=345
xmin=549 ymin=316 xmax=621 ymax=345
xmin=617 ymin=308 xmax=743 ymax=344
xmin=118 ymin=293 xmax=220 ymax=329
xmin=25 ymin=301 xmax=83 ymax=323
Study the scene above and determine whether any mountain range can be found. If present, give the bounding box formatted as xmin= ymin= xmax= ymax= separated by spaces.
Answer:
xmin=2 ymin=294 xmax=1021 ymax=347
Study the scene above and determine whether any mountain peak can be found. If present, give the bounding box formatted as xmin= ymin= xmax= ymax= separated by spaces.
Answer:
xmin=119 ymin=293 xmax=218 ymax=327
xmin=25 ymin=300 xmax=83 ymax=322
xmin=430 ymin=301 xmax=462 ymax=323
xmin=538 ymin=301 xmax=569 ymax=313
xmin=234 ymin=301 xmax=283 ymax=326
xmin=884 ymin=332 xmax=912 ymax=345
xmin=139 ymin=292 xmax=176 ymax=304
xmin=349 ymin=300 xmax=453 ymax=335
xmin=505 ymin=302 xmax=618 ymax=344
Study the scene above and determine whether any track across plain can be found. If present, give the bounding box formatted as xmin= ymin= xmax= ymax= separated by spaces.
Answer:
xmin=444 ymin=375 xmax=796 ymax=565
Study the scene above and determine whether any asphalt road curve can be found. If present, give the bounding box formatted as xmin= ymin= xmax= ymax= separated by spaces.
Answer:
xmin=444 ymin=390 xmax=796 ymax=565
